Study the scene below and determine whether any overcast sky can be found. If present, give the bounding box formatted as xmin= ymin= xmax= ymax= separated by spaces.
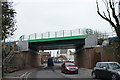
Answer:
xmin=10 ymin=0 xmax=118 ymax=41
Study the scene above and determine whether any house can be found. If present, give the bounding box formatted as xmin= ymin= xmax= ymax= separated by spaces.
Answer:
xmin=40 ymin=52 xmax=51 ymax=63
xmin=56 ymin=49 xmax=74 ymax=61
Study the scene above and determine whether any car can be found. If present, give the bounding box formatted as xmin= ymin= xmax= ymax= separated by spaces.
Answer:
xmin=61 ymin=62 xmax=78 ymax=74
xmin=91 ymin=62 xmax=120 ymax=80
xmin=67 ymin=59 xmax=74 ymax=62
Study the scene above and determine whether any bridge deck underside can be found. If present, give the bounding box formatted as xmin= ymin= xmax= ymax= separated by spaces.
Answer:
xmin=29 ymin=38 xmax=85 ymax=51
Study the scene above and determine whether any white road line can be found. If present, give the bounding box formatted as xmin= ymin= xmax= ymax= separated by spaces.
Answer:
xmin=19 ymin=72 xmax=29 ymax=78
xmin=4 ymin=76 xmax=19 ymax=78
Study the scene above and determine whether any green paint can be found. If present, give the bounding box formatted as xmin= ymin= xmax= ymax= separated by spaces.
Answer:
xmin=28 ymin=35 xmax=88 ymax=43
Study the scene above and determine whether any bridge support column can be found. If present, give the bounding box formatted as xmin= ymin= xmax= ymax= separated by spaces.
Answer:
xmin=20 ymin=52 xmax=32 ymax=68
xmin=31 ymin=52 xmax=42 ymax=67
xmin=20 ymin=51 xmax=42 ymax=68
xmin=74 ymin=45 xmax=84 ymax=68
xmin=75 ymin=46 xmax=100 ymax=69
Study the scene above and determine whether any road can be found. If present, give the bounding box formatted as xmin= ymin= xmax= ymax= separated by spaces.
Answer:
xmin=26 ymin=63 xmax=100 ymax=80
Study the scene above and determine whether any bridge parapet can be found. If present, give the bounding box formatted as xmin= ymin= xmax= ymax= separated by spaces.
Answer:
xmin=19 ymin=28 xmax=93 ymax=41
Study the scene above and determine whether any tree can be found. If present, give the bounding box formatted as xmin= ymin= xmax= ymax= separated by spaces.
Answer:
xmin=96 ymin=0 xmax=120 ymax=39
xmin=1 ymin=1 xmax=17 ymax=76
xmin=96 ymin=0 xmax=120 ymax=57
xmin=2 ymin=1 xmax=16 ymax=41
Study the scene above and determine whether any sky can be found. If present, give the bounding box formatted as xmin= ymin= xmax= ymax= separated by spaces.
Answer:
xmin=7 ymin=0 xmax=119 ymax=57
xmin=9 ymin=0 xmax=119 ymax=41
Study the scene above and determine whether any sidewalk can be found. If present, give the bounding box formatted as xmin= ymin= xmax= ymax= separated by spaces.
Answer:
xmin=3 ymin=65 xmax=45 ymax=78
xmin=79 ymin=68 xmax=92 ymax=71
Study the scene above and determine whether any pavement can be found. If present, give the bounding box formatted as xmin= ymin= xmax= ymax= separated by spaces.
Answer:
xmin=27 ymin=63 xmax=93 ymax=79
xmin=3 ymin=65 xmax=46 ymax=78
xmin=79 ymin=68 xmax=92 ymax=71
xmin=3 ymin=63 xmax=92 ymax=79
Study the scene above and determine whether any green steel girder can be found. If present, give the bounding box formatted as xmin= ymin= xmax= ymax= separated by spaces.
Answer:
xmin=28 ymin=35 xmax=88 ymax=50
xmin=28 ymin=35 xmax=88 ymax=43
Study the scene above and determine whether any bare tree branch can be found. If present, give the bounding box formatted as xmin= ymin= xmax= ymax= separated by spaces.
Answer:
xmin=96 ymin=0 xmax=120 ymax=58
xmin=96 ymin=0 xmax=116 ymax=28
xmin=103 ymin=11 xmax=107 ymax=18
xmin=104 ymin=0 xmax=112 ymax=20
xmin=110 ymin=0 xmax=115 ymax=7
xmin=109 ymin=0 xmax=119 ymax=26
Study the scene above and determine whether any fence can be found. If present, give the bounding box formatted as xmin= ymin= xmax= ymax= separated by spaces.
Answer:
xmin=19 ymin=28 xmax=93 ymax=41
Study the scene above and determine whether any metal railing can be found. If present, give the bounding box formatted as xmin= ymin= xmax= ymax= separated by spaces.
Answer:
xmin=19 ymin=28 xmax=94 ymax=41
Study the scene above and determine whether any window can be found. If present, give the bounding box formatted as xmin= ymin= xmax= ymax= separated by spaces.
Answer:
xmin=109 ymin=63 xmax=120 ymax=69
xmin=96 ymin=63 xmax=101 ymax=68
xmin=99 ymin=63 xmax=109 ymax=69
xmin=65 ymin=63 xmax=75 ymax=66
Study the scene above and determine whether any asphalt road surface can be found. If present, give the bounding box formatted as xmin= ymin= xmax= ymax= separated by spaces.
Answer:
xmin=26 ymin=63 xmax=100 ymax=80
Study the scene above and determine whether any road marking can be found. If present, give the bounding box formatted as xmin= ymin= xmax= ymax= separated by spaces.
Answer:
xmin=20 ymin=72 xmax=29 ymax=78
xmin=23 ymin=72 xmax=32 ymax=80
xmin=23 ymin=67 xmax=47 ymax=80
xmin=4 ymin=76 xmax=19 ymax=78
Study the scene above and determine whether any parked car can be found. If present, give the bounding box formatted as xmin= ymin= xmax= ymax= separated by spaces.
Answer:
xmin=67 ymin=59 xmax=74 ymax=62
xmin=91 ymin=62 xmax=120 ymax=80
xmin=61 ymin=62 xmax=78 ymax=74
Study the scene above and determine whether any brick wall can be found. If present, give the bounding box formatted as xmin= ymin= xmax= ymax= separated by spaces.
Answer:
xmin=75 ymin=46 xmax=118 ymax=69
xmin=9 ymin=51 xmax=42 ymax=69
xmin=75 ymin=48 xmax=96 ymax=69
